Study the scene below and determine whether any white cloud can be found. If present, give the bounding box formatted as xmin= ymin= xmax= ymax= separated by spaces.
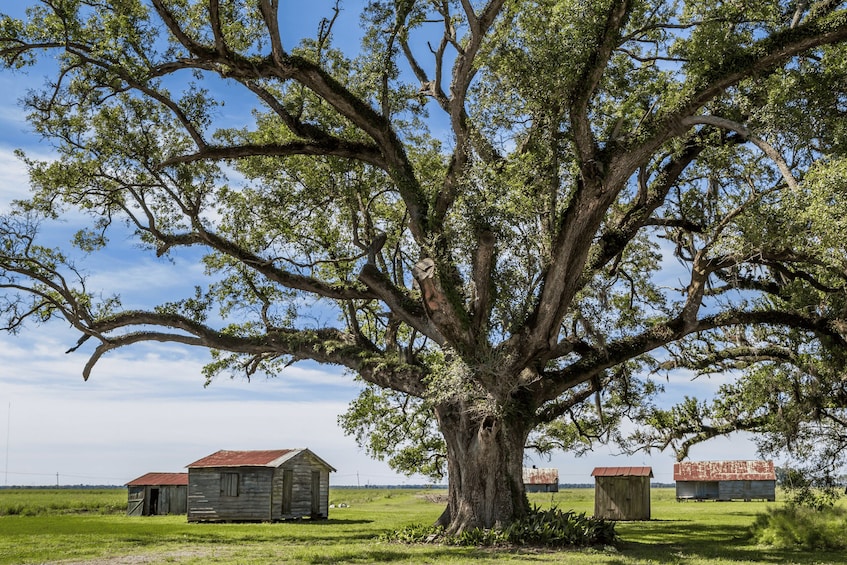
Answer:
xmin=0 ymin=319 xmax=415 ymax=488
xmin=0 ymin=148 xmax=31 ymax=205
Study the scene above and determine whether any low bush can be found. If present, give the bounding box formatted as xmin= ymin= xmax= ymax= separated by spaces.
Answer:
xmin=383 ymin=505 xmax=617 ymax=548
xmin=502 ymin=506 xmax=618 ymax=547
xmin=750 ymin=504 xmax=847 ymax=550
xmin=382 ymin=522 xmax=445 ymax=544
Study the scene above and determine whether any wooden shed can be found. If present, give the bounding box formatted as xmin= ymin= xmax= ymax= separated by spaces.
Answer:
xmin=523 ymin=467 xmax=559 ymax=493
xmin=674 ymin=460 xmax=775 ymax=501
xmin=186 ymin=448 xmax=335 ymax=522
xmin=591 ymin=466 xmax=653 ymax=521
xmin=126 ymin=472 xmax=188 ymax=516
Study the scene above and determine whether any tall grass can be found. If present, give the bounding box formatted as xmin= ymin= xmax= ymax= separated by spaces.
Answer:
xmin=0 ymin=489 xmax=125 ymax=516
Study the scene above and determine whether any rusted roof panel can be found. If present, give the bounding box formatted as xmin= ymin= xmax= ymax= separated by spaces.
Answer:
xmin=187 ymin=449 xmax=298 ymax=468
xmin=673 ymin=460 xmax=775 ymax=481
xmin=591 ymin=466 xmax=653 ymax=477
xmin=126 ymin=472 xmax=188 ymax=486
xmin=522 ymin=467 xmax=559 ymax=485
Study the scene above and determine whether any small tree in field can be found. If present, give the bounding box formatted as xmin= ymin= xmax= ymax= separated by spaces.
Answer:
xmin=4 ymin=0 xmax=847 ymax=534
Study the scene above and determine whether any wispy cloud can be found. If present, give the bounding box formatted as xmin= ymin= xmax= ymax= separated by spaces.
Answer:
xmin=0 ymin=326 xmax=392 ymax=486
xmin=0 ymin=148 xmax=31 ymax=204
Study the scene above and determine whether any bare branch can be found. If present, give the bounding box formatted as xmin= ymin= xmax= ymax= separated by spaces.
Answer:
xmin=357 ymin=263 xmax=446 ymax=345
xmin=258 ymin=0 xmax=285 ymax=63
xmin=570 ymin=0 xmax=633 ymax=165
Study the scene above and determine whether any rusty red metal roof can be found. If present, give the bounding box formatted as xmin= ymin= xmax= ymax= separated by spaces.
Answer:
xmin=126 ymin=472 xmax=188 ymax=486
xmin=591 ymin=466 xmax=653 ymax=477
xmin=187 ymin=449 xmax=297 ymax=468
xmin=674 ymin=460 xmax=775 ymax=481
xmin=522 ymin=467 xmax=559 ymax=485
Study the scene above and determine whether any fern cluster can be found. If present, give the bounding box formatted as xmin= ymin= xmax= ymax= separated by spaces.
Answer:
xmin=382 ymin=505 xmax=618 ymax=548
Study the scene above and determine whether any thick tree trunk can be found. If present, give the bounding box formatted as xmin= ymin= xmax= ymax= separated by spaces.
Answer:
xmin=434 ymin=400 xmax=531 ymax=534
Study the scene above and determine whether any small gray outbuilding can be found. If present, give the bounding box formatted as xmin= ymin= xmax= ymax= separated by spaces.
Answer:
xmin=674 ymin=460 xmax=776 ymax=501
xmin=126 ymin=472 xmax=188 ymax=516
xmin=186 ymin=448 xmax=335 ymax=522
xmin=591 ymin=466 xmax=653 ymax=521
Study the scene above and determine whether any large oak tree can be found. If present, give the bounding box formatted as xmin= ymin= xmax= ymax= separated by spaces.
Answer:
xmin=3 ymin=0 xmax=847 ymax=533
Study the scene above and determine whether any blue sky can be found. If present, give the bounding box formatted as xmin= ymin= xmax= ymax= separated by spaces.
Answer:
xmin=0 ymin=1 xmax=759 ymax=488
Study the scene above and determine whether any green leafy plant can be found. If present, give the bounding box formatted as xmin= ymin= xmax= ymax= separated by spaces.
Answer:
xmin=750 ymin=505 xmax=847 ymax=550
xmin=501 ymin=505 xmax=618 ymax=547
xmin=382 ymin=505 xmax=617 ymax=548
xmin=379 ymin=522 xmax=445 ymax=544
xmin=777 ymin=467 xmax=842 ymax=510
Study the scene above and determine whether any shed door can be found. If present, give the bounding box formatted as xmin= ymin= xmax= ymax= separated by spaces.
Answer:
xmin=282 ymin=469 xmax=293 ymax=515
xmin=310 ymin=471 xmax=320 ymax=517
xmin=127 ymin=487 xmax=145 ymax=516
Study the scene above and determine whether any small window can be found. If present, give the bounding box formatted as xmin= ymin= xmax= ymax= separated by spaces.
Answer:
xmin=221 ymin=472 xmax=239 ymax=497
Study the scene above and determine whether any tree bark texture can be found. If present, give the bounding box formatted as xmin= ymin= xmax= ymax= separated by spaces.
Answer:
xmin=434 ymin=400 xmax=531 ymax=533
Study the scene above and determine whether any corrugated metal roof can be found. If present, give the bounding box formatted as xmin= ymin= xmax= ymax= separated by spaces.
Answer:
xmin=126 ymin=472 xmax=188 ymax=486
xmin=186 ymin=448 xmax=336 ymax=472
xmin=187 ymin=449 xmax=298 ymax=468
xmin=673 ymin=460 xmax=775 ymax=481
xmin=522 ymin=467 xmax=559 ymax=485
xmin=591 ymin=466 xmax=653 ymax=477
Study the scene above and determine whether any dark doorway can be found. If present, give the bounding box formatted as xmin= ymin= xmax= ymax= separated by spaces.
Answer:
xmin=149 ymin=488 xmax=160 ymax=515
xmin=282 ymin=469 xmax=293 ymax=515
xmin=310 ymin=471 xmax=320 ymax=517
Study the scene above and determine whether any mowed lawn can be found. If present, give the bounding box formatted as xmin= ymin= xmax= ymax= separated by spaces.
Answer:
xmin=0 ymin=487 xmax=843 ymax=564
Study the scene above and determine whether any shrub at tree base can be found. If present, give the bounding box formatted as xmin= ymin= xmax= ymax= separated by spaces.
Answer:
xmin=384 ymin=506 xmax=618 ymax=548
xmin=750 ymin=505 xmax=847 ymax=550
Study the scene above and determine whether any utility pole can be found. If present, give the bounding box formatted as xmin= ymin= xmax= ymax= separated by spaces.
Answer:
xmin=4 ymin=402 xmax=9 ymax=486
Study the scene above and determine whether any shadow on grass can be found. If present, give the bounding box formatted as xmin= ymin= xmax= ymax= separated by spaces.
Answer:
xmin=613 ymin=519 xmax=845 ymax=564
xmin=295 ymin=518 xmax=374 ymax=526
xmin=297 ymin=546 xmax=583 ymax=564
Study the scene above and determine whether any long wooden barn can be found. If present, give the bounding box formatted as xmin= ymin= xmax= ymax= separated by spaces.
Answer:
xmin=674 ymin=460 xmax=776 ymax=501
xmin=523 ymin=467 xmax=559 ymax=493
xmin=126 ymin=472 xmax=188 ymax=516
xmin=591 ymin=466 xmax=653 ymax=521
xmin=187 ymin=448 xmax=335 ymax=522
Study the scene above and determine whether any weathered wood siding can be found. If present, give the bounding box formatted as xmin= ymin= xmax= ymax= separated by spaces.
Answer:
xmin=159 ymin=485 xmax=188 ymax=515
xmin=676 ymin=480 xmax=775 ymax=501
xmin=272 ymin=452 xmax=331 ymax=519
xmin=525 ymin=483 xmax=558 ymax=493
xmin=718 ymin=480 xmax=775 ymax=501
xmin=128 ymin=485 xmax=187 ymax=516
xmin=594 ymin=476 xmax=651 ymax=520
xmin=676 ymin=480 xmax=719 ymax=500
xmin=127 ymin=486 xmax=145 ymax=516
xmin=188 ymin=467 xmax=275 ymax=522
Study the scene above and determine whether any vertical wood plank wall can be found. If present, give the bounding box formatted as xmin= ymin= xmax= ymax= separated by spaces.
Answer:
xmin=594 ymin=476 xmax=651 ymax=521
xmin=127 ymin=485 xmax=188 ymax=516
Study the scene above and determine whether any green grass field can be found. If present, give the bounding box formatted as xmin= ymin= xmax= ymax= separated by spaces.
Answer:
xmin=0 ymin=487 xmax=843 ymax=564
